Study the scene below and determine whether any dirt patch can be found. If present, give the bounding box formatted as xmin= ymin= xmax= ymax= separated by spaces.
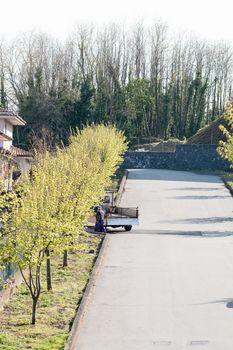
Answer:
xmin=187 ymin=117 xmax=229 ymax=144
xmin=131 ymin=138 xmax=184 ymax=152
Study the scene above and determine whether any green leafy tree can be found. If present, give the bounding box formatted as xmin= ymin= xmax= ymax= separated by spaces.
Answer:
xmin=218 ymin=102 xmax=233 ymax=166
xmin=122 ymin=79 xmax=153 ymax=138
xmin=0 ymin=124 xmax=127 ymax=324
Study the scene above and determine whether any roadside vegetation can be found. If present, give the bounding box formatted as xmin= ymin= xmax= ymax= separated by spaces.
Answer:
xmin=0 ymin=124 xmax=127 ymax=348
xmin=218 ymin=102 xmax=233 ymax=191
xmin=0 ymin=234 xmax=102 ymax=350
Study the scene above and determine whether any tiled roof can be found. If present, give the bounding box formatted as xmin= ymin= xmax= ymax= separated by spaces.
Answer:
xmin=0 ymin=147 xmax=11 ymax=155
xmin=0 ymin=130 xmax=12 ymax=141
xmin=10 ymin=146 xmax=33 ymax=157
xmin=0 ymin=109 xmax=17 ymax=116
xmin=0 ymin=109 xmax=26 ymax=125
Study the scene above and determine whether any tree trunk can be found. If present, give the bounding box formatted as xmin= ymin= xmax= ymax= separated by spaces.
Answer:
xmin=46 ymin=249 xmax=52 ymax=291
xmin=63 ymin=250 xmax=68 ymax=268
xmin=32 ymin=297 xmax=38 ymax=325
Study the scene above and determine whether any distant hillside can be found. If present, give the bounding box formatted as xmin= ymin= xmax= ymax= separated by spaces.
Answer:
xmin=186 ymin=117 xmax=230 ymax=144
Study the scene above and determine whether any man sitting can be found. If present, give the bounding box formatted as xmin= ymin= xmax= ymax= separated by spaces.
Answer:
xmin=94 ymin=206 xmax=106 ymax=233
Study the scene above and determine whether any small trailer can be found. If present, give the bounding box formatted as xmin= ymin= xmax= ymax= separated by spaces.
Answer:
xmin=105 ymin=206 xmax=139 ymax=231
xmin=88 ymin=190 xmax=139 ymax=232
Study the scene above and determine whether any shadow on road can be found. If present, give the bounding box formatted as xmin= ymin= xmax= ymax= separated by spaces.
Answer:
xmin=159 ymin=217 xmax=233 ymax=224
xmin=195 ymin=298 xmax=233 ymax=308
xmin=168 ymin=195 xmax=229 ymax=200
xmin=127 ymin=169 xmax=222 ymax=183
xmin=107 ymin=229 xmax=233 ymax=237
xmin=155 ymin=230 xmax=233 ymax=237
xmin=167 ymin=187 xmax=222 ymax=191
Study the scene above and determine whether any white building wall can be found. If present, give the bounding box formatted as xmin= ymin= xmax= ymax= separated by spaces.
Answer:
xmin=1 ymin=141 xmax=12 ymax=150
xmin=0 ymin=120 xmax=13 ymax=150
xmin=0 ymin=119 xmax=5 ymax=133
xmin=16 ymin=158 xmax=31 ymax=178
xmin=5 ymin=122 xmax=13 ymax=138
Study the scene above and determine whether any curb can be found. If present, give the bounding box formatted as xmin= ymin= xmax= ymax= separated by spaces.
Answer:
xmin=221 ymin=177 xmax=233 ymax=197
xmin=115 ymin=169 xmax=129 ymax=206
xmin=65 ymin=233 xmax=110 ymax=350
xmin=65 ymin=170 xmax=128 ymax=349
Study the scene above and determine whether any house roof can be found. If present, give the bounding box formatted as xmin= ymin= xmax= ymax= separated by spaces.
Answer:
xmin=0 ymin=130 xmax=12 ymax=141
xmin=0 ymin=147 xmax=11 ymax=156
xmin=0 ymin=146 xmax=33 ymax=158
xmin=10 ymin=146 xmax=33 ymax=157
xmin=0 ymin=109 xmax=26 ymax=126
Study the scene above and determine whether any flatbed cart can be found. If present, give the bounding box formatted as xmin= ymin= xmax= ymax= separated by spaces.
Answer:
xmin=105 ymin=206 xmax=139 ymax=231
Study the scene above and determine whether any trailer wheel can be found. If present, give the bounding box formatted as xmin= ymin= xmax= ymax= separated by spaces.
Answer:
xmin=125 ymin=225 xmax=132 ymax=231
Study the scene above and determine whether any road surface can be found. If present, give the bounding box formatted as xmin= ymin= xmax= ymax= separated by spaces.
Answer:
xmin=75 ymin=169 xmax=233 ymax=350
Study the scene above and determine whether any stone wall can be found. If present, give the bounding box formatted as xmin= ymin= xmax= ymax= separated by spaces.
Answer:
xmin=122 ymin=144 xmax=231 ymax=171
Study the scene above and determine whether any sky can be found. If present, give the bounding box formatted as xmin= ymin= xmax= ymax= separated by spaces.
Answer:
xmin=1 ymin=0 xmax=233 ymax=44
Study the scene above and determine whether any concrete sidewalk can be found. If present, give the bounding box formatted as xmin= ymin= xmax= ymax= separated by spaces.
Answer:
xmin=73 ymin=169 xmax=233 ymax=350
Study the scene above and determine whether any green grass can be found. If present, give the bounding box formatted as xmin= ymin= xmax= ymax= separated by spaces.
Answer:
xmin=0 ymin=234 xmax=102 ymax=349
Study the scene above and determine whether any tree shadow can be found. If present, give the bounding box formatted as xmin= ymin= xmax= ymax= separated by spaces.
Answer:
xmin=127 ymin=169 xmax=223 ymax=183
xmin=168 ymin=195 xmax=228 ymax=200
xmin=160 ymin=217 xmax=233 ymax=224
xmin=109 ymin=229 xmax=233 ymax=237
xmin=154 ymin=230 xmax=233 ymax=238
xmin=195 ymin=298 xmax=233 ymax=309
xmin=167 ymin=187 xmax=221 ymax=191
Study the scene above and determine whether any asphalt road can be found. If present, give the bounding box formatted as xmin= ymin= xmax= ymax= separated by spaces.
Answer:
xmin=75 ymin=169 xmax=233 ymax=350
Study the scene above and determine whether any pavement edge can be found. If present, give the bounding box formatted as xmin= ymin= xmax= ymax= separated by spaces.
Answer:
xmin=222 ymin=177 xmax=233 ymax=197
xmin=64 ymin=233 xmax=110 ymax=350
xmin=115 ymin=169 xmax=129 ymax=206
xmin=65 ymin=169 xmax=128 ymax=350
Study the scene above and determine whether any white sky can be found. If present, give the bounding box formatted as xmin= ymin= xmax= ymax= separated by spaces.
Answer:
xmin=1 ymin=0 xmax=233 ymax=44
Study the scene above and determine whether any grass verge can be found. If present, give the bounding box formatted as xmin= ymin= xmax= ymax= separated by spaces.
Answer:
xmin=0 ymin=233 xmax=103 ymax=350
